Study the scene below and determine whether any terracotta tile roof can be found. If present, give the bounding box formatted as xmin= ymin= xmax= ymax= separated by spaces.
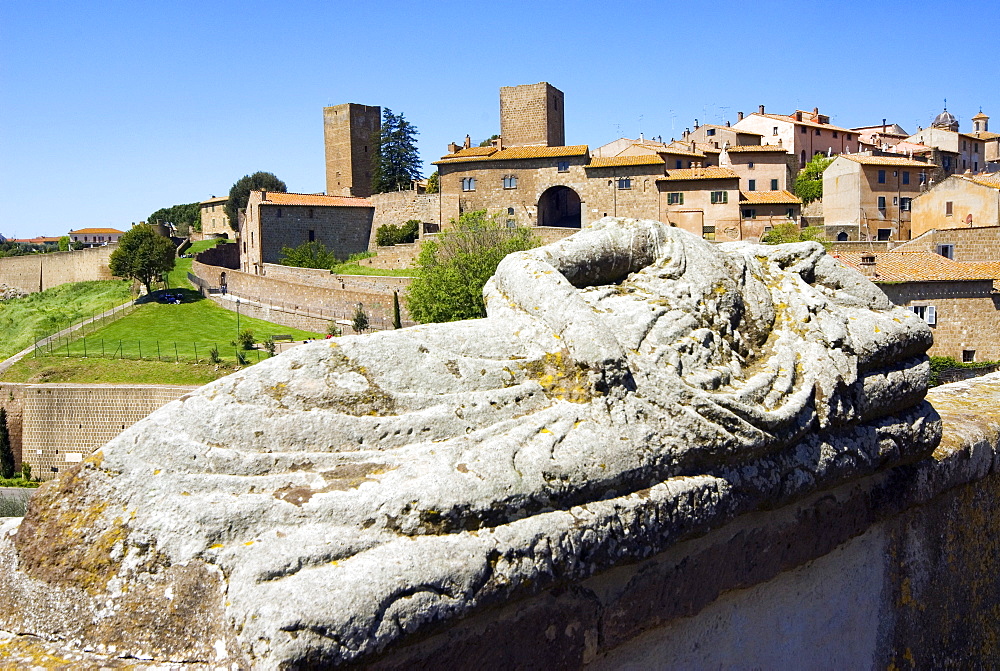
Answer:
xmin=69 ymin=227 xmax=125 ymax=235
xmin=11 ymin=237 xmax=61 ymax=244
xmin=587 ymin=155 xmax=666 ymax=168
xmin=968 ymin=130 xmax=1000 ymax=140
xmin=834 ymin=251 xmax=1000 ymax=282
xmin=838 ymin=154 xmax=933 ymax=168
xmin=443 ymin=146 xmax=498 ymax=159
xmin=885 ymin=141 xmax=935 ymax=154
xmin=967 ymin=173 xmax=1000 ymax=189
xmin=752 ymin=112 xmax=854 ymax=133
xmin=701 ymin=124 xmax=763 ymax=136
xmin=725 ymin=144 xmax=790 ymax=153
xmin=662 ymin=144 xmax=709 ymax=158
xmin=739 ymin=190 xmax=802 ymax=205
xmin=657 ymin=167 xmax=739 ymax=182
xmin=260 ymin=192 xmax=372 ymax=207
xmin=200 ymin=196 xmax=228 ymax=205
xmin=434 ymin=144 xmax=589 ymax=164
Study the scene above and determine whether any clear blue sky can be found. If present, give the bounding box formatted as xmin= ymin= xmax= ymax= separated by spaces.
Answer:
xmin=2 ymin=0 xmax=998 ymax=239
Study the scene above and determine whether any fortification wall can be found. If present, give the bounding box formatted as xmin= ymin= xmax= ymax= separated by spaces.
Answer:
xmin=192 ymin=260 xmax=413 ymax=325
xmin=0 ymin=246 xmax=116 ymax=294
xmin=370 ymin=191 xmax=444 ymax=243
xmin=0 ymin=383 xmax=194 ymax=481
xmin=366 ymin=375 xmax=1000 ymax=669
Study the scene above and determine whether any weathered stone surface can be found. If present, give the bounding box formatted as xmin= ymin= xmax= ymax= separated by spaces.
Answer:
xmin=0 ymin=218 xmax=938 ymax=668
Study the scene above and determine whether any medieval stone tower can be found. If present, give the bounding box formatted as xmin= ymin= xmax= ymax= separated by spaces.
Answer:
xmin=323 ymin=103 xmax=381 ymax=198
xmin=499 ymin=82 xmax=565 ymax=148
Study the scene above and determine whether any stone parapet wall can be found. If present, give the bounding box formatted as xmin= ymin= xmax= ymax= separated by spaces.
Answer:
xmin=361 ymin=243 xmax=423 ymax=270
xmin=370 ymin=191 xmax=444 ymax=246
xmin=0 ymin=383 xmax=194 ymax=481
xmin=0 ymin=245 xmax=116 ymax=294
xmin=192 ymin=260 xmax=413 ymax=325
xmin=894 ymin=225 xmax=1000 ymax=262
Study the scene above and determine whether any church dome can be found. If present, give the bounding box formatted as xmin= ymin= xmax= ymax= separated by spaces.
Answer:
xmin=932 ymin=108 xmax=958 ymax=131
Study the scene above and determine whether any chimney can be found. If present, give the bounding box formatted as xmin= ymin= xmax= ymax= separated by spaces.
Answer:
xmin=778 ymin=138 xmax=783 ymax=147
xmin=463 ymin=134 xmax=471 ymax=149
xmin=694 ymin=118 xmax=700 ymax=129
xmin=737 ymin=111 xmax=744 ymax=121
xmin=491 ymin=136 xmax=502 ymax=149
xmin=726 ymin=120 xmax=731 ymax=127
xmin=448 ymin=142 xmax=459 ymax=153
xmin=758 ymin=105 xmax=765 ymax=114
xmin=812 ymin=107 xmax=819 ymax=118
xmin=683 ymin=128 xmax=690 ymax=139
xmin=882 ymin=118 xmax=887 ymax=133
xmin=261 ymin=190 xmax=267 ymax=201
xmin=859 ymin=254 xmax=877 ymax=276
xmin=691 ymin=141 xmax=697 ymax=152
xmin=795 ymin=111 xmax=803 ymax=122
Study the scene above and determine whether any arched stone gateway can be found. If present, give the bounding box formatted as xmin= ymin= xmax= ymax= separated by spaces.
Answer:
xmin=537 ymin=185 xmax=582 ymax=228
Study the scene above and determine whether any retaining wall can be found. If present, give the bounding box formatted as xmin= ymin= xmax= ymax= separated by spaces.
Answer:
xmin=0 ymin=246 xmax=116 ymax=294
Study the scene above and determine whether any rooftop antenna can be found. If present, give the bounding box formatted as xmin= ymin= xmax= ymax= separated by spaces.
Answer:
xmin=719 ymin=106 xmax=730 ymax=124
xmin=638 ymin=114 xmax=644 ymax=138
xmin=669 ymin=110 xmax=676 ymax=132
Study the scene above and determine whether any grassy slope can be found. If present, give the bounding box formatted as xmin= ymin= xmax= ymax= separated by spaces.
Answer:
xmin=0 ymin=280 xmax=134 ymax=359
xmin=1 ymin=356 xmax=239 ymax=385
xmin=330 ymin=263 xmax=416 ymax=277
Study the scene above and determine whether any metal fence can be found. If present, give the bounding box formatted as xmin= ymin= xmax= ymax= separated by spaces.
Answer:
xmin=33 ymin=336 xmax=270 ymax=366
xmin=33 ymin=300 xmax=138 ymax=356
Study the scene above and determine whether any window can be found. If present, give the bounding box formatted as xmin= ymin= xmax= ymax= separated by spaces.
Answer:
xmin=801 ymin=126 xmax=807 ymax=134
xmin=773 ymin=126 xmax=779 ymax=135
xmin=667 ymin=192 xmax=684 ymax=205
xmin=936 ymin=244 xmax=954 ymax=259
xmin=276 ymin=208 xmax=282 ymax=218
xmin=617 ymin=177 xmax=631 ymax=190
xmin=815 ymin=128 xmax=821 ymax=136
xmin=308 ymin=230 xmax=315 ymax=242
xmin=909 ymin=305 xmax=937 ymax=325
xmin=557 ymin=160 xmax=569 ymax=172
xmin=846 ymin=134 xmax=852 ymax=141
xmin=833 ymin=131 xmax=839 ymax=138
xmin=710 ymin=191 xmax=728 ymax=204
xmin=877 ymin=196 xmax=886 ymax=210
xmin=742 ymin=209 xmax=756 ymax=219
xmin=900 ymin=197 xmax=912 ymax=211
xmin=963 ymin=140 xmax=967 ymax=151
xmin=461 ymin=177 xmax=476 ymax=191
xmin=800 ymin=150 xmax=806 ymax=167
xmin=675 ymin=160 xmax=683 ymax=169
xmin=702 ymin=225 xmax=716 ymax=241
xmin=878 ymin=170 xmax=886 ymax=183
xmin=963 ymin=350 xmax=976 ymax=363
xmin=786 ymin=208 xmax=795 ymax=219
xmin=893 ymin=196 xmax=899 ymax=206
xmin=748 ymin=161 xmax=755 ymax=169
xmin=503 ymin=175 xmax=518 ymax=189
xmin=946 ymin=201 xmax=953 ymax=216
xmin=919 ymin=172 xmax=928 ymax=185
xmin=748 ymin=179 xmax=756 ymax=191
xmin=902 ymin=171 xmax=910 ymax=185
xmin=707 ymin=128 xmax=716 ymax=136
xmin=770 ymin=179 xmax=779 ymax=190
xmin=943 ymin=157 xmax=952 ymax=170
xmin=308 ymin=208 xmax=314 ymax=219
xmin=877 ymin=228 xmax=892 ymax=241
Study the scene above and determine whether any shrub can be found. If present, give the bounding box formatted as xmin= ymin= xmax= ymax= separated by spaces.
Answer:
xmin=237 ymin=328 xmax=255 ymax=350
xmin=21 ymin=462 xmax=31 ymax=481
xmin=264 ymin=339 xmax=276 ymax=357
xmin=326 ymin=321 xmax=342 ymax=337
xmin=376 ymin=221 xmax=420 ymax=247
xmin=209 ymin=346 xmax=221 ymax=364
xmin=352 ymin=305 xmax=369 ymax=333
xmin=278 ymin=241 xmax=339 ymax=269
xmin=0 ymin=408 xmax=13 ymax=480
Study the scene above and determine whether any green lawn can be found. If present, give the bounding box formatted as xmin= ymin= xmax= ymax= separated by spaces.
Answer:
xmin=31 ymin=288 xmax=321 ymax=366
xmin=167 ymin=238 xmax=232 ymax=289
xmin=330 ymin=263 xmax=416 ymax=277
xmin=0 ymin=280 xmax=134 ymax=360
xmin=1 ymin=356 xmax=237 ymax=385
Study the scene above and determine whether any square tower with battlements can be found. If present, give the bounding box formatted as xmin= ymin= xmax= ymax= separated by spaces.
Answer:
xmin=324 ymin=103 xmax=381 ymax=198
xmin=500 ymin=82 xmax=565 ymax=148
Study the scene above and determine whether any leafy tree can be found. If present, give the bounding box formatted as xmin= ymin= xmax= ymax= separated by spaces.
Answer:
xmin=352 ymin=304 xmax=369 ymax=333
xmin=147 ymin=202 xmax=200 ymax=237
xmin=406 ymin=210 xmax=540 ymax=323
xmin=225 ymin=172 xmax=287 ymax=230
xmin=278 ymin=240 xmax=339 ymax=269
xmin=478 ymin=134 xmax=500 ymax=147
xmin=108 ymin=224 xmax=176 ymax=294
xmin=761 ymin=223 xmax=830 ymax=249
xmin=376 ymin=220 xmax=420 ymax=246
xmin=794 ymin=154 xmax=835 ymax=204
xmin=0 ymin=408 xmax=14 ymax=479
xmin=371 ymin=109 xmax=422 ymax=193
xmin=58 ymin=236 xmax=70 ymax=252
xmin=426 ymin=171 xmax=439 ymax=194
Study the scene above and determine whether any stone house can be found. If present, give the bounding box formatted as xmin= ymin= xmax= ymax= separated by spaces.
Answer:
xmin=852 ymin=121 xmax=910 ymax=150
xmin=967 ymin=111 xmax=1000 ymax=166
xmin=240 ymin=191 xmax=373 ymax=275
xmin=199 ymin=197 xmax=230 ymax=236
xmin=905 ymin=108 xmax=989 ymax=175
xmin=720 ymin=144 xmax=797 ymax=194
xmin=834 ymin=249 xmax=1000 ymax=361
xmin=738 ymin=190 xmax=802 ymax=238
xmin=657 ymin=168 xmax=742 ymax=241
xmin=910 ymin=173 xmax=1000 ymax=236
xmin=822 ymin=154 xmax=934 ymax=241
xmin=68 ymin=227 xmax=124 ymax=247
xmin=733 ymin=106 xmax=858 ymax=168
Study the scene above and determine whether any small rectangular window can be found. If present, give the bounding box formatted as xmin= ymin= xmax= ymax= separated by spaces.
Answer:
xmin=748 ymin=179 xmax=756 ymax=191
xmin=815 ymin=128 xmax=821 ymax=136
xmin=462 ymin=177 xmax=476 ymax=192
xmin=710 ymin=191 xmax=728 ymax=204
xmin=702 ymin=225 xmax=716 ymax=241
xmin=900 ymin=197 xmax=912 ymax=211
xmin=707 ymin=128 xmax=716 ymax=136
xmin=878 ymin=170 xmax=886 ymax=183
xmin=617 ymin=177 xmax=631 ymax=190
xmin=557 ymin=161 xmax=569 ymax=172
xmin=503 ymin=175 xmax=518 ymax=189
xmin=833 ymin=131 xmax=839 ymax=138
xmin=675 ymin=160 xmax=682 ymax=169
xmin=742 ymin=209 xmax=756 ymax=219
xmin=770 ymin=179 xmax=779 ymax=190
xmin=786 ymin=208 xmax=795 ymax=218
xmin=902 ymin=171 xmax=910 ymax=185
xmin=801 ymin=126 xmax=807 ymax=134
xmin=877 ymin=228 xmax=891 ymax=241
xmin=773 ymin=126 xmax=779 ymax=135
xmin=748 ymin=161 xmax=755 ymax=169
xmin=936 ymin=244 xmax=954 ymax=259
xmin=946 ymin=201 xmax=953 ymax=216
xmin=276 ymin=208 xmax=282 ymax=218
xmin=909 ymin=305 xmax=937 ymax=325
xmin=308 ymin=230 xmax=315 ymax=242
xmin=308 ymin=208 xmax=314 ymax=219
xmin=893 ymin=196 xmax=898 ymax=206
xmin=667 ymin=192 xmax=684 ymax=205
xmin=964 ymin=350 xmax=976 ymax=363
xmin=877 ymin=196 xmax=886 ymax=210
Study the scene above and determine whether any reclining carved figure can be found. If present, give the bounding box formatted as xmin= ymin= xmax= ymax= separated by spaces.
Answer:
xmin=0 ymin=218 xmax=939 ymax=668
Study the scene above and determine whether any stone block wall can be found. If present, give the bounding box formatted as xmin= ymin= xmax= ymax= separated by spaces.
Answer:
xmin=879 ymin=280 xmax=1000 ymax=361
xmin=500 ymin=82 xmax=564 ymax=148
xmin=894 ymin=225 xmax=1000 ymax=262
xmin=195 ymin=240 xmax=239 ymax=269
xmin=0 ymin=246 xmax=116 ymax=294
xmin=257 ymin=205 xmax=373 ymax=268
xmin=370 ymin=191 xmax=444 ymax=245
xmin=324 ymin=104 xmax=380 ymax=198
xmin=0 ymin=383 xmax=195 ymax=481
xmin=192 ymin=260 xmax=413 ymax=326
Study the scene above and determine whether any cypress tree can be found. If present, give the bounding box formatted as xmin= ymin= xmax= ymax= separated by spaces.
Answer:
xmin=393 ymin=291 xmax=402 ymax=329
xmin=0 ymin=408 xmax=14 ymax=480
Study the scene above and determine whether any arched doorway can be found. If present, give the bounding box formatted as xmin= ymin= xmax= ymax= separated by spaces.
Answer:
xmin=537 ymin=186 xmax=582 ymax=228
xmin=837 ymin=231 xmax=848 ymax=241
